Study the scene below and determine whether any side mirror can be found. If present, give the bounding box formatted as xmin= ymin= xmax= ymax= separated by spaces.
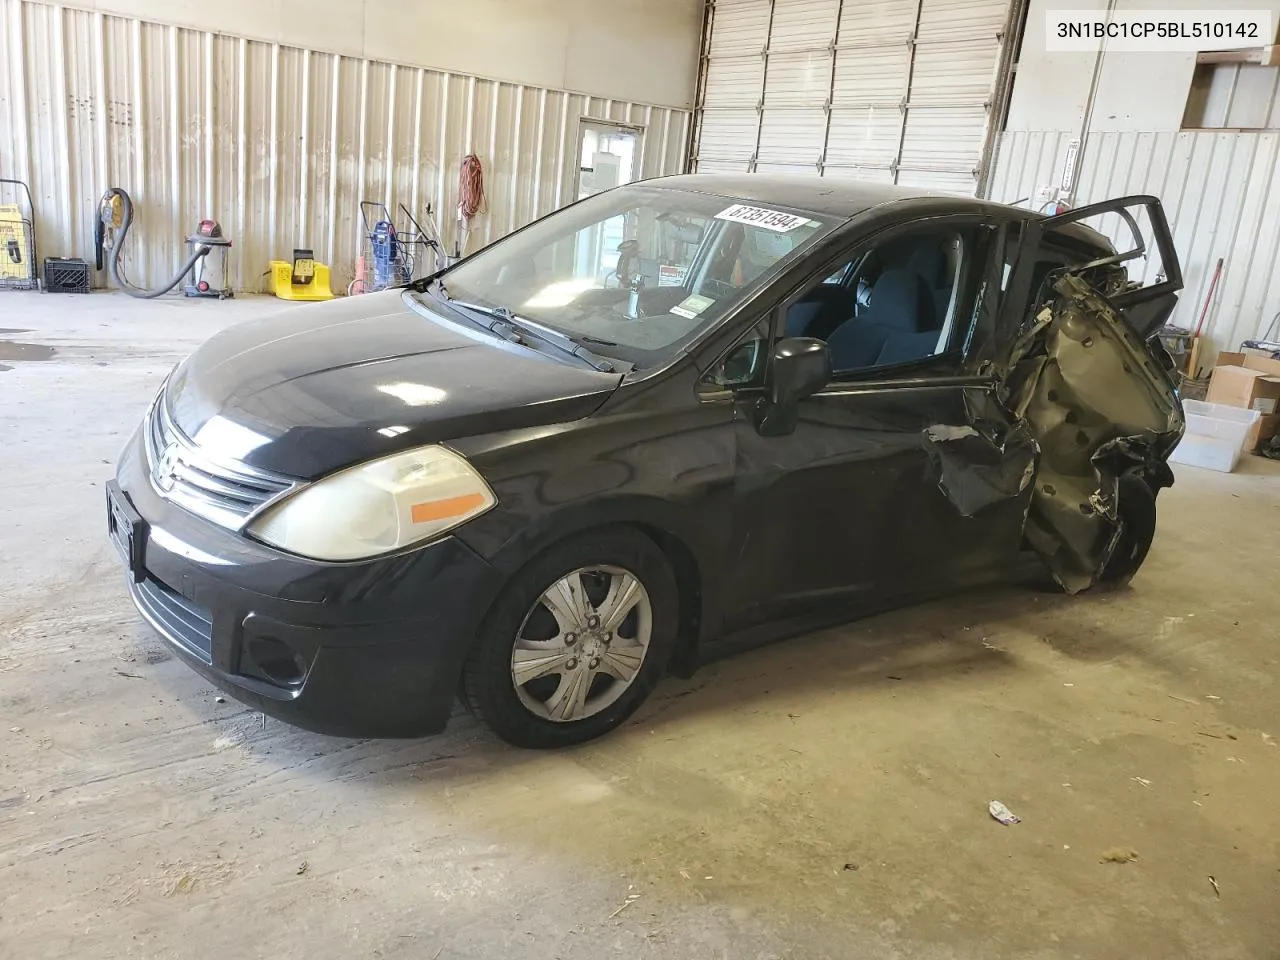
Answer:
xmin=754 ymin=337 xmax=832 ymax=436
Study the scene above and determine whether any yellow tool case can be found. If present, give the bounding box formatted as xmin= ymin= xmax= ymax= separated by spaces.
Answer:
xmin=0 ymin=179 xmax=38 ymax=291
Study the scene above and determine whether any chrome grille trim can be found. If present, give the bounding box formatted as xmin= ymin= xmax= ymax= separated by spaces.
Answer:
xmin=145 ymin=397 xmax=300 ymax=531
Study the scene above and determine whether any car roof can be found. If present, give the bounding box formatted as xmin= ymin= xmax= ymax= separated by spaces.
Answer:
xmin=647 ymin=173 xmax=1116 ymax=254
xmin=648 ymin=173 xmax=986 ymax=219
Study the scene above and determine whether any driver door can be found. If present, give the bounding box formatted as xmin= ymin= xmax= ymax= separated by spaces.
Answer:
xmin=715 ymin=216 xmax=1034 ymax=634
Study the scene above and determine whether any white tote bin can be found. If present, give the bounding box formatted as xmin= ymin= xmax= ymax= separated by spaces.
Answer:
xmin=1181 ymin=399 xmax=1260 ymax=453
xmin=1169 ymin=434 xmax=1243 ymax=473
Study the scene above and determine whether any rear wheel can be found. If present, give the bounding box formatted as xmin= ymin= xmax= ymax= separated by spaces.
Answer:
xmin=1096 ymin=477 xmax=1157 ymax=589
xmin=462 ymin=527 xmax=679 ymax=748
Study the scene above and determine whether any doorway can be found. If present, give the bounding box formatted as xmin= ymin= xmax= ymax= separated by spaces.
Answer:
xmin=573 ymin=120 xmax=644 ymax=283
xmin=575 ymin=121 xmax=642 ymax=201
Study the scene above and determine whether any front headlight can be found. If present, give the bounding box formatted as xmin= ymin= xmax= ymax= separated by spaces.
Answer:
xmin=247 ymin=445 xmax=495 ymax=561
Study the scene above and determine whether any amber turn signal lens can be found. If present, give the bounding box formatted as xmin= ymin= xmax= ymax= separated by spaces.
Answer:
xmin=410 ymin=492 xmax=487 ymax=524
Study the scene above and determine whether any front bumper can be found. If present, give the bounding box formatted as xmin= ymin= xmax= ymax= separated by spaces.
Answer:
xmin=111 ymin=426 xmax=505 ymax=738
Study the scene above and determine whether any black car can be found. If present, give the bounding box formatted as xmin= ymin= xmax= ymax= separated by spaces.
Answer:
xmin=107 ymin=175 xmax=1185 ymax=748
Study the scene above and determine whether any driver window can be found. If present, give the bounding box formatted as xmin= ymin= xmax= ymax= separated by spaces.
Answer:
xmin=786 ymin=228 xmax=973 ymax=376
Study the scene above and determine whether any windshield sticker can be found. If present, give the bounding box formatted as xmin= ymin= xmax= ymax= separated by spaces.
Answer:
xmin=657 ymin=264 xmax=689 ymax=287
xmin=670 ymin=294 xmax=714 ymax=320
xmin=714 ymin=204 xmax=812 ymax=233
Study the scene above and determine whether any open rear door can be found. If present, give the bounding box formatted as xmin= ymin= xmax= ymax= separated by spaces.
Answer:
xmin=995 ymin=196 xmax=1186 ymax=593
xmin=1035 ymin=195 xmax=1183 ymax=340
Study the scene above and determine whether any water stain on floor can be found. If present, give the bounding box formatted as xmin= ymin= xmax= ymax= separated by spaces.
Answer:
xmin=0 ymin=340 xmax=55 ymax=361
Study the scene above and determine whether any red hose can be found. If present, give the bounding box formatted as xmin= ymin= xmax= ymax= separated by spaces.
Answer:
xmin=457 ymin=154 xmax=486 ymax=222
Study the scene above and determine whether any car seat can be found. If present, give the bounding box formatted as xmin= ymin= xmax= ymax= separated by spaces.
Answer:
xmin=785 ymin=285 xmax=857 ymax=340
xmin=826 ymin=269 xmax=939 ymax=371
xmin=907 ymin=245 xmax=953 ymax=323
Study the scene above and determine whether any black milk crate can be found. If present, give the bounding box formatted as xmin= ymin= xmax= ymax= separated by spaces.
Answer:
xmin=43 ymin=257 xmax=91 ymax=294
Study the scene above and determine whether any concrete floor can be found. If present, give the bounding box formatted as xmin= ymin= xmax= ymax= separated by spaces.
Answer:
xmin=2 ymin=290 xmax=1278 ymax=960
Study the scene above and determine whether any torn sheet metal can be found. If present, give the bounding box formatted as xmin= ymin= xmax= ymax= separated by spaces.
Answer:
xmin=999 ymin=273 xmax=1184 ymax=593
xmin=921 ymin=420 xmax=1038 ymax=519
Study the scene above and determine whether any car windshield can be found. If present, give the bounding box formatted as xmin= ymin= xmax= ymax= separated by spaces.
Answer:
xmin=421 ymin=184 xmax=836 ymax=369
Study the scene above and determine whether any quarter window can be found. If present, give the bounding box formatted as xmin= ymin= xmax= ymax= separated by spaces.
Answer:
xmin=702 ymin=318 xmax=772 ymax=391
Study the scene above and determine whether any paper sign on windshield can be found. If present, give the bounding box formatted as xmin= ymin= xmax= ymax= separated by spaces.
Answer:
xmin=670 ymin=294 xmax=714 ymax=320
xmin=658 ymin=264 xmax=688 ymax=287
xmin=714 ymin=204 xmax=811 ymax=233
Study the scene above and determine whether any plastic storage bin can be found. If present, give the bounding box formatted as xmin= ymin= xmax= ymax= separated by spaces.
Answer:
xmin=1182 ymin=399 xmax=1259 ymax=450
xmin=1169 ymin=399 xmax=1260 ymax=472
xmin=1169 ymin=434 xmax=1242 ymax=473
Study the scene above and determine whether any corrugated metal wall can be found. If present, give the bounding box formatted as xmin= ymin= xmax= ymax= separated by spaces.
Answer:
xmin=988 ymin=129 xmax=1280 ymax=362
xmin=0 ymin=0 xmax=691 ymax=293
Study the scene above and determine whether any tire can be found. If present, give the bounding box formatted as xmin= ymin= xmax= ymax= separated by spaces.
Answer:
xmin=1095 ymin=477 xmax=1157 ymax=589
xmin=462 ymin=526 xmax=680 ymax=748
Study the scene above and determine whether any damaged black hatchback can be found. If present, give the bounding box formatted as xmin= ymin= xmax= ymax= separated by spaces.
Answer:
xmin=108 ymin=174 xmax=1184 ymax=748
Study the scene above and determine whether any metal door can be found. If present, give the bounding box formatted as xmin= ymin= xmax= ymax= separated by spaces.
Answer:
xmin=693 ymin=0 xmax=1022 ymax=195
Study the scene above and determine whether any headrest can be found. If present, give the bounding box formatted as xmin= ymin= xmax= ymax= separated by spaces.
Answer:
xmin=870 ymin=269 xmax=936 ymax=333
xmin=907 ymin=245 xmax=948 ymax=288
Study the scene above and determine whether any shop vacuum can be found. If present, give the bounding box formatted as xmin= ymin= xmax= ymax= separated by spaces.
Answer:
xmin=95 ymin=187 xmax=233 ymax=299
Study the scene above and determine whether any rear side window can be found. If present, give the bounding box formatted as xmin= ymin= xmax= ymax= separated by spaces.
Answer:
xmin=1001 ymin=225 xmax=1114 ymax=311
xmin=1010 ymin=196 xmax=1183 ymax=339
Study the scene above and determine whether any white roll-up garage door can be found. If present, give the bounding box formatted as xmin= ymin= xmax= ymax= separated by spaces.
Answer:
xmin=693 ymin=0 xmax=1018 ymax=195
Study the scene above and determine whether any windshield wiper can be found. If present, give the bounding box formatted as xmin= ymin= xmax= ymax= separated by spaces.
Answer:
xmin=433 ymin=292 xmax=626 ymax=374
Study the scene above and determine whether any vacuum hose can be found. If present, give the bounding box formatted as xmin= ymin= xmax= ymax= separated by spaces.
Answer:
xmin=97 ymin=187 xmax=211 ymax=299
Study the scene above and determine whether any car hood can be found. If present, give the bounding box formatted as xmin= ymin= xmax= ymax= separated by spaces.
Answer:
xmin=165 ymin=291 xmax=624 ymax=479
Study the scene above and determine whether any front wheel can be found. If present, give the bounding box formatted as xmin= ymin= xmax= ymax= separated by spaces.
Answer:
xmin=1096 ymin=477 xmax=1157 ymax=589
xmin=462 ymin=527 xmax=680 ymax=748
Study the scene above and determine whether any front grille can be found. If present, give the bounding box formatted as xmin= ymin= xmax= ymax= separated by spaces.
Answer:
xmin=145 ymin=397 xmax=298 ymax=531
xmin=132 ymin=576 xmax=214 ymax=664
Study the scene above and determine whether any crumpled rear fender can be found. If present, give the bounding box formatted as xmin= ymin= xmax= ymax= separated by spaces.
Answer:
xmin=997 ymin=273 xmax=1184 ymax=592
xmin=915 ymin=200 xmax=1183 ymax=593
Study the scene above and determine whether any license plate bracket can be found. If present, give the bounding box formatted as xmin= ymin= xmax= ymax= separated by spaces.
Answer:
xmin=106 ymin=480 xmax=147 ymax=582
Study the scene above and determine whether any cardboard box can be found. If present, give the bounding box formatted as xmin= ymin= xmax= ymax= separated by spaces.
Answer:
xmin=1251 ymin=413 xmax=1280 ymax=453
xmin=1206 ymin=353 xmax=1280 ymax=450
xmin=1213 ymin=351 xmax=1280 ymax=377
